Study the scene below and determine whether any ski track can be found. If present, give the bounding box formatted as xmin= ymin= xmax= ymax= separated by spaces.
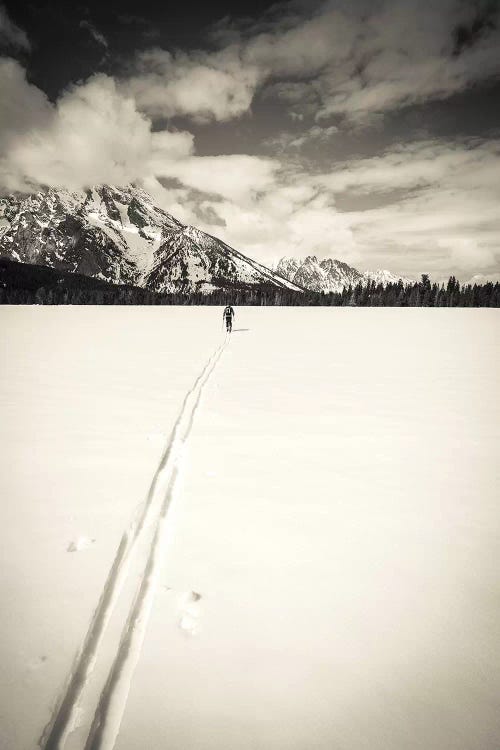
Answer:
xmin=84 ymin=340 xmax=227 ymax=750
xmin=39 ymin=335 xmax=228 ymax=750
xmin=84 ymin=466 xmax=182 ymax=750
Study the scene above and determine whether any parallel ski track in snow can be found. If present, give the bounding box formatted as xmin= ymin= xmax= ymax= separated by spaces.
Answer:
xmin=40 ymin=336 xmax=228 ymax=750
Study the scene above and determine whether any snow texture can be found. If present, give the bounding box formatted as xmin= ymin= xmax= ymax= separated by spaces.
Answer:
xmin=0 ymin=306 xmax=499 ymax=750
xmin=38 ymin=327 xmax=227 ymax=750
xmin=67 ymin=537 xmax=96 ymax=553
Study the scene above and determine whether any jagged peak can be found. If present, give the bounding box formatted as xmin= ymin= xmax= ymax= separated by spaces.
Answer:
xmin=0 ymin=183 xmax=304 ymax=295
xmin=273 ymin=254 xmax=412 ymax=292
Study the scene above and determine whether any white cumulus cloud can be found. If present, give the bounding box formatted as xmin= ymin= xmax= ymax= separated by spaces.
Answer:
xmin=0 ymin=59 xmax=193 ymax=192
xmin=123 ymin=47 xmax=261 ymax=123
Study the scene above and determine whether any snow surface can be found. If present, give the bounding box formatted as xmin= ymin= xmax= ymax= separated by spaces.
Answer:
xmin=0 ymin=307 xmax=499 ymax=750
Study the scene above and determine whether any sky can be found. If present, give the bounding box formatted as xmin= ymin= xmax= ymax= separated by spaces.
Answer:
xmin=1 ymin=0 xmax=500 ymax=281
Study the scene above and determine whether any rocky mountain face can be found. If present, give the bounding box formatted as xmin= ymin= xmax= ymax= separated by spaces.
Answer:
xmin=0 ymin=186 xmax=303 ymax=294
xmin=276 ymin=255 xmax=412 ymax=292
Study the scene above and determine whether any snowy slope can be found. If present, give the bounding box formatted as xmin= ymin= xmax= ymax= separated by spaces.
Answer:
xmin=294 ymin=255 xmax=363 ymax=292
xmin=146 ymin=224 xmax=303 ymax=294
xmin=0 ymin=186 xmax=176 ymax=285
xmin=277 ymin=255 xmax=413 ymax=291
xmin=0 ymin=186 xmax=302 ymax=294
xmin=1 ymin=307 xmax=499 ymax=750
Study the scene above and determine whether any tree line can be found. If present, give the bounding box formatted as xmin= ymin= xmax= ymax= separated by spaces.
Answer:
xmin=0 ymin=257 xmax=498 ymax=307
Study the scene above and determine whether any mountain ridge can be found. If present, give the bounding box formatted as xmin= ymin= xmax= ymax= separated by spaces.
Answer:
xmin=0 ymin=185 xmax=303 ymax=295
xmin=0 ymin=185 xmax=413 ymax=295
xmin=276 ymin=255 xmax=413 ymax=293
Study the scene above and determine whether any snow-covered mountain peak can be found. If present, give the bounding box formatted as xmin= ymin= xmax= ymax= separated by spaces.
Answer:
xmin=363 ymin=269 xmax=413 ymax=286
xmin=0 ymin=185 xmax=303 ymax=294
xmin=277 ymin=255 xmax=363 ymax=293
xmin=0 ymin=184 xmax=185 ymax=283
xmin=277 ymin=255 xmax=412 ymax=292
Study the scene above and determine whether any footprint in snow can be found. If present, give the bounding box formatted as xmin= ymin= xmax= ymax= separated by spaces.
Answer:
xmin=26 ymin=654 xmax=48 ymax=672
xmin=67 ymin=536 xmax=96 ymax=552
xmin=177 ymin=591 xmax=203 ymax=636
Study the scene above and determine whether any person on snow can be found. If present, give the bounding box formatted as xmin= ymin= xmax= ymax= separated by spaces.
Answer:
xmin=223 ymin=304 xmax=235 ymax=332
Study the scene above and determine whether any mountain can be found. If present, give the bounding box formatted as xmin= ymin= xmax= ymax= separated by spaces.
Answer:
xmin=276 ymin=255 xmax=412 ymax=292
xmin=363 ymin=269 xmax=413 ymax=286
xmin=0 ymin=186 xmax=303 ymax=294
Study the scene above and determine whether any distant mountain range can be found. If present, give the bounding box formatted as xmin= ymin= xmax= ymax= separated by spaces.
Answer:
xmin=276 ymin=256 xmax=412 ymax=293
xmin=0 ymin=185 xmax=412 ymax=295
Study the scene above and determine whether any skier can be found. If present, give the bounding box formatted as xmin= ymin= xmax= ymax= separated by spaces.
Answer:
xmin=223 ymin=304 xmax=235 ymax=333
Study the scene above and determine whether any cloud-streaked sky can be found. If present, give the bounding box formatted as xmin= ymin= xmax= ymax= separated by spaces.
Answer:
xmin=1 ymin=0 xmax=500 ymax=280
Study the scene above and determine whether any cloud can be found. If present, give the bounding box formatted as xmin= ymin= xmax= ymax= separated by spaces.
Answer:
xmin=150 ymin=137 xmax=499 ymax=281
xmin=80 ymin=20 xmax=108 ymax=49
xmin=328 ymin=1 xmax=499 ymax=122
xmin=193 ymin=203 xmax=227 ymax=227
xmin=217 ymin=191 xmax=359 ymax=264
xmin=253 ymin=0 xmax=500 ymax=123
xmin=242 ymin=3 xmax=357 ymax=79
xmin=122 ymin=1 xmax=500 ymax=125
xmin=147 ymin=165 xmax=360 ymax=266
xmin=445 ymin=238 xmax=496 ymax=271
xmin=123 ymin=47 xmax=260 ymax=122
xmin=157 ymin=154 xmax=278 ymax=201
xmin=467 ymin=272 xmax=500 ymax=284
xmin=265 ymin=124 xmax=338 ymax=151
xmin=0 ymin=59 xmax=193 ymax=192
xmin=314 ymin=139 xmax=500 ymax=194
xmin=0 ymin=3 xmax=30 ymax=51
xmin=304 ymin=138 xmax=500 ymax=278
xmin=1 ymin=34 xmax=498 ymax=283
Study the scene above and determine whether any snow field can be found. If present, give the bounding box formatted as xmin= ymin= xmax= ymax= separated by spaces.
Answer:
xmin=0 ymin=307 xmax=499 ymax=750
xmin=0 ymin=307 xmax=223 ymax=749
